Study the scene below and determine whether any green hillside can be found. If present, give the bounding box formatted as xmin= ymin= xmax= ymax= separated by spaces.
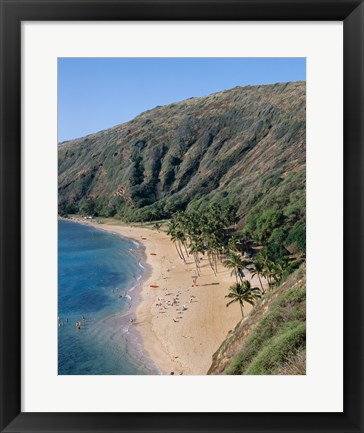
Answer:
xmin=58 ymin=81 xmax=306 ymax=253
xmin=208 ymin=265 xmax=306 ymax=375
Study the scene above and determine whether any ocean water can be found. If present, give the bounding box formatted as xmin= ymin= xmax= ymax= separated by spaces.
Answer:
xmin=58 ymin=220 xmax=159 ymax=375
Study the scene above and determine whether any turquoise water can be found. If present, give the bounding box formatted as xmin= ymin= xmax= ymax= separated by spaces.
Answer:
xmin=58 ymin=220 xmax=159 ymax=375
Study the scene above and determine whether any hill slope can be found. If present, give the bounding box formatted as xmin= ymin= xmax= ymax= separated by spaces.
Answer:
xmin=58 ymin=81 xmax=306 ymax=251
xmin=208 ymin=265 xmax=306 ymax=375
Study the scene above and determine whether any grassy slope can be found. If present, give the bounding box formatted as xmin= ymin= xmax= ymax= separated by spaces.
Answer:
xmin=207 ymin=265 xmax=306 ymax=375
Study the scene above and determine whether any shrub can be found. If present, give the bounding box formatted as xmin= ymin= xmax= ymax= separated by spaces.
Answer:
xmin=285 ymin=223 xmax=306 ymax=254
xmin=79 ymin=198 xmax=97 ymax=216
xmin=255 ymin=209 xmax=285 ymax=243
xmin=244 ymin=323 xmax=306 ymax=374
xmin=224 ymin=280 xmax=306 ymax=375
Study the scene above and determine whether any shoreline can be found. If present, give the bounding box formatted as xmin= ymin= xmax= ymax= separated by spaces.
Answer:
xmin=60 ymin=217 xmax=263 ymax=375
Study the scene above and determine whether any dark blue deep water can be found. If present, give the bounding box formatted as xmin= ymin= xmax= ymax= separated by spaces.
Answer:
xmin=58 ymin=220 xmax=159 ymax=375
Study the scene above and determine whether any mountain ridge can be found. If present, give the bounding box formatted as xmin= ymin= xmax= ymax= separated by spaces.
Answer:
xmin=58 ymin=81 xmax=302 ymax=146
xmin=58 ymin=80 xmax=306 ymax=252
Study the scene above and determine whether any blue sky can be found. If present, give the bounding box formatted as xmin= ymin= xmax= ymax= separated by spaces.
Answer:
xmin=58 ymin=58 xmax=306 ymax=143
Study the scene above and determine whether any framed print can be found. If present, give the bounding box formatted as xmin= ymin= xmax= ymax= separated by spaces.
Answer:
xmin=0 ymin=0 xmax=363 ymax=432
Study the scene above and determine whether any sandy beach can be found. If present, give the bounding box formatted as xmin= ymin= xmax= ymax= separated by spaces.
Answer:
xmin=68 ymin=218 xmax=265 ymax=375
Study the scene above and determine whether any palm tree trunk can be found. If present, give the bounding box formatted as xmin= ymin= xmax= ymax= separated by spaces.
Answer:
xmin=240 ymin=302 xmax=244 ymax=318
xmin=238 ymin=268 xmax=244 ymax=283
xmin=178 ymin=241 xmax=186 ymax=262
xmin=258 ymin=275 xmax=265 ymax=294
xmin=174 ymin=243 xmax=183 ymax=260
xmin=193 ymin=253 xmax=200 ymax=276
xmin=209 ymin=253 xmax=217 ymax=275
xmin=214 ymin=252 xmax=218 ymax=273
xmin=208 ymin=253 xmax=215 ymax=274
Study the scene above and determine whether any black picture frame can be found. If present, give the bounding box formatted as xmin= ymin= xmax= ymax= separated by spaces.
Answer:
xmin=0 ymin=1 xmax=363 ymax=432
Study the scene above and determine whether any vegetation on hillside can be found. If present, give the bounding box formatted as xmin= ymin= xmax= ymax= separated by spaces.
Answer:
xmin=58 ymin=81 xmax=306 ymax=255
xmin=208 ymin=266 xmax=306 ymax=375
xmin=166 ymin=203 xmax=237 ymax=275
xmin=166 ymin=203 xmax=303 ymax=279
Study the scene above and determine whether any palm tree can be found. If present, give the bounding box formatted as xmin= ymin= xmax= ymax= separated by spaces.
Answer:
xmin=251 ymin=260 xmax=265 ymax=294
xmin=228 ymin=236 xmax=240 ymax=253
xmin=223 ymin=252 xmax=246 ymax=283
xmin=225 ymin=280 xmax=261 ymax=318
xmin=153 ymin=222 xmax=162 ymax=232
xmin=262 ymin=261 xmax=275 ymax=289
xmin=271 ymin=260 xmax=287 ymax=285
xmin=189 ymin=240 xmax=202 ymax=276
xmin=167 ymin=219 xmax=186 ymax=262
xmin=206 ymin=235 xmax=220 ymax=275
xmin=149 ymin=207 xmax=159 ymax=222
xmin=256 ymin=251 xmax=275 ymax=289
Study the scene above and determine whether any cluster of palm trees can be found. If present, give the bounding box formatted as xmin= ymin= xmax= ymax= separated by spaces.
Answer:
xmin=251 ymin=251 xmax=288 ymax=291
xmin=224 ymin=253 xmax=288 ymax=318
xmin=166 ymin=204 xmax=289 ymax=319
xmin=166 ymin=204 xmax=237 ymax=276
xmin=221 ymin=248 xmax=263 ymax=318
